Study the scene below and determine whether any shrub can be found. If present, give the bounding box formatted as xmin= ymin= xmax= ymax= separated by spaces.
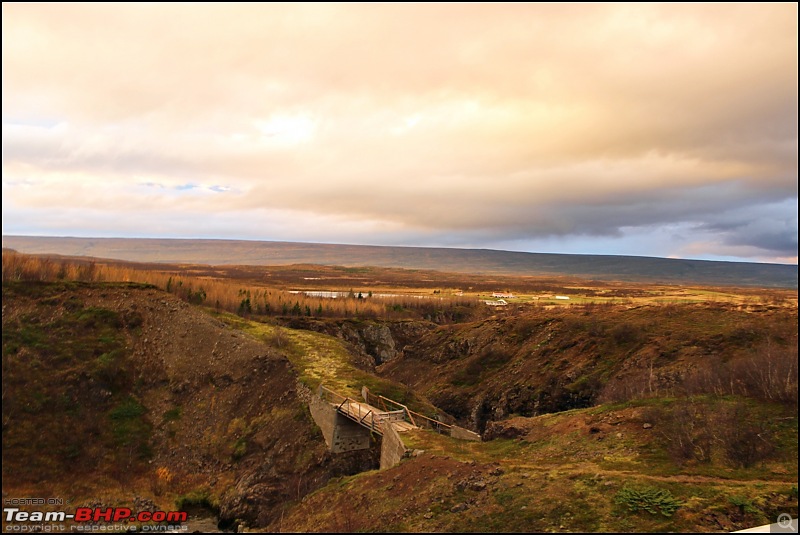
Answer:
xmin=644 ymin=399 xmax=776 ymax=468
xmin=610 ymin=322 xmax=643 ymax=346
xmin=163 ymin=406 xmax=182 ymax=421
xmin=175 ymin=488 xmax=218 ymax=512
xmin=728 ymin=495 xmax=758 ymax=515
xmin=109 ymin=397 xmax=146 ymax=420
xmin=715 ymin=403 xmax=774 ymax=468
xmin=614 ymin=485 xmax=682 ymax=517
xmin=644 ymin=399 xmax=713 ymax=464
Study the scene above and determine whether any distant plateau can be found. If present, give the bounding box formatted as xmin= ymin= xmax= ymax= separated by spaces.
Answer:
xmin=2 ymin=235 xmax=797 ymax=288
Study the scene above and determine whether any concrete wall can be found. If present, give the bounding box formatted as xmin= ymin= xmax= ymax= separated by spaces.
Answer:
xmin=380 ymin=422 xmax=409 ymax=470
xmin=331 ymin=413 xmax=372 ymax=453
xmin=308 ymin=394 xmax=337 ymax=447
xmin=451 ymin=425 xmax=482 ymax=441
xmin=309 ymin=395 xmax=372 ymax=453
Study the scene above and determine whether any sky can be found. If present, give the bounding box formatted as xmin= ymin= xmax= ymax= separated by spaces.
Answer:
xmin=2 ymin=3 xmax=798 ymax=264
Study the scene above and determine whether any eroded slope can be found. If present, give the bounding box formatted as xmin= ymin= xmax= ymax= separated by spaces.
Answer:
xmin=1 ymin=281 xmax=375 ymax=528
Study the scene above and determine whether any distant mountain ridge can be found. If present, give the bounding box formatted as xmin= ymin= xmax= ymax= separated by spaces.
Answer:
xmin=3 ymin=235 xmax=797 ymax=288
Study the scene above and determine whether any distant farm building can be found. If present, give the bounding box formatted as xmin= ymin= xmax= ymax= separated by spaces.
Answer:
xmin=485 ymin=299 xmax=508 ymax=306
xmin=492 ymin=292 xmax=515 ymax=298
xmin=554 ymin=295 xmax=570 ymax=300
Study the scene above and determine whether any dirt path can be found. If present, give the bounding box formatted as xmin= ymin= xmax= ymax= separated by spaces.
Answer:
xmin=503 ymin=461 xmax=796 ymax=487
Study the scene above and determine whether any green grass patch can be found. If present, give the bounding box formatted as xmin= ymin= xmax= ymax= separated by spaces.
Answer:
xmin=107 ymin=396 xmax=152 ymax=459
xmin=209 ymin=311 xmax=442 ymax=417
xmin=175 ymin=488 xmax=220 ymax=512
xmin=614 ymin=484 xmax=682 ymax=517
xmin=163 ymin=406 xmax=182 ymax=421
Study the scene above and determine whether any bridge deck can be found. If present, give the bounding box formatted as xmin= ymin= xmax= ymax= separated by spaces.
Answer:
xmin=333 ymin=398 xmax=411 ymax=435
xmin=317 ymin=385 xmax=422 ymax=436
xmin=391 ymin=421 xmax=416 ymax=432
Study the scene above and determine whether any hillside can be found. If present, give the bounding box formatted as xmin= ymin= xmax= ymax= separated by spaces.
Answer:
xmin=1 ymin=281 xmax=377 ymax=530
xmin=4 ymin=235 xmax=797 ymax=288
xmin=276 ymin=397 xmax=798 ymax=533
xmin=3 ymin=277 xmax=797 ymax=532
xmin=374 ymin=302 xmax=798 ymax=431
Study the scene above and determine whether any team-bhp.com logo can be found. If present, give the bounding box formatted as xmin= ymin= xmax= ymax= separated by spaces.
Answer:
xmin=4 ymin=506 xmax=188 ymax=531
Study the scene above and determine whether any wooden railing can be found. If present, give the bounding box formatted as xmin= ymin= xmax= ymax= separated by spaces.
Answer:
xmin=318 ymin=385 xmax=404 ymax=435
xmin=363 ymin=389 xmax=453 ymax=435
xmin=318 ymin=384 xmax=455 ymax=436
xmin=318 ymin=384 xmax=347 ymax=405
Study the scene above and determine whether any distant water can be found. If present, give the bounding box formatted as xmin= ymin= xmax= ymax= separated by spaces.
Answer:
xmin=289 ymin=290 xmax=349 ymax=298
xmin=288 ymin=290 xmax=436 ymax=299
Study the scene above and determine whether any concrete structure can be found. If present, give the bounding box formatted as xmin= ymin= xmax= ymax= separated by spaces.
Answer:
xmin=308 ymin=392 xmax=372 ymax=453
xmin=380 ymin=420 xmax=411 ymax=469
xmin=450 ymin=425 xmax=481 ymax=441
xmin=309 ymin=385 xmax=484 ymax=469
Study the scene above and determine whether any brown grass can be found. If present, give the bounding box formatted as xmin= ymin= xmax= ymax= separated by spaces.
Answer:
xmin=1 ymin=250 xmax=478 ymax=321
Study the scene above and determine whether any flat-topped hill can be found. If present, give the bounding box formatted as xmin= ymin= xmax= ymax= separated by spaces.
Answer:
xmin=3 ymin=235 xmax=797 ymax=288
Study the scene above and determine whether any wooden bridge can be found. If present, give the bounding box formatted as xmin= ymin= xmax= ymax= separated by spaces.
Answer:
xmin=317 ymin=385 xmax=449 ymax=435
xmin=309 ymin=384 xmax=481 ymax=468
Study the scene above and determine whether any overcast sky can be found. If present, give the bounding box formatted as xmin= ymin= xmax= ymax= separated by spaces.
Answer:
xmin=2 ymin=3 xmax=797 ymax=264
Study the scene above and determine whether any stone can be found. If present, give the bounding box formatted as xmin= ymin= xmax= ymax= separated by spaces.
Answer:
xmin=468 ymin=480 xmax=487 ymax=491
xmin=450 ymin=503 xmax=468 ymax=513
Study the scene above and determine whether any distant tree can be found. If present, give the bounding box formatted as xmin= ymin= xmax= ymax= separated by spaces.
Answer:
xmin=238 ymin=297 xmax=252 ymax=316
xmin=56 ymin=262 xmax=68 ymax=280
xmin=190 ymin=287 xmax=206 ymax=305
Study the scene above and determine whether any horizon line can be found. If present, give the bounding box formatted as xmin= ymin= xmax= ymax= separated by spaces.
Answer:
xmin=2 ymin=233 xmax=797 ymax=267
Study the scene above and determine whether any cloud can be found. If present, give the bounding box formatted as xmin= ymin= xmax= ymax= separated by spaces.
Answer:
xmin=693 ymin=199 xmax=798 ymax=254
xmin=2 ymin=3 xmax=797 ymax=264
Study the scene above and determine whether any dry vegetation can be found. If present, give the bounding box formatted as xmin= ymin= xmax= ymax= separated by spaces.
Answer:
xmin=1 ymin=250 xmax=479 ymax=322
xmin=277 ymin=396 xmax=798 ymax=533
xmin=1 ymin=278 xmax=379 ymax=531
xmin=2 ymin=248 xmax=798 ymax=532
xmin=4 ymin=250 xmax=795 ymax=324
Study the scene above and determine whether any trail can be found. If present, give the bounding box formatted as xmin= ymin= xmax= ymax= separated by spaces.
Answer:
xmin=502 ymin=461 xmax=796 ymax=487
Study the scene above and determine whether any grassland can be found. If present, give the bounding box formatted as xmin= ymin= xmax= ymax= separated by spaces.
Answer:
xmin=2 ymin=250 xmax=797 ymax=532
xmin=3 ymin=249 xmax=796 ymax=325
xmin=4 ymin=235 xmax=797 ymax=287
xmin=210 ymin=310 xmax=443 ymax=416
xmin=278 ymin=396 xmax=797 ymax=532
